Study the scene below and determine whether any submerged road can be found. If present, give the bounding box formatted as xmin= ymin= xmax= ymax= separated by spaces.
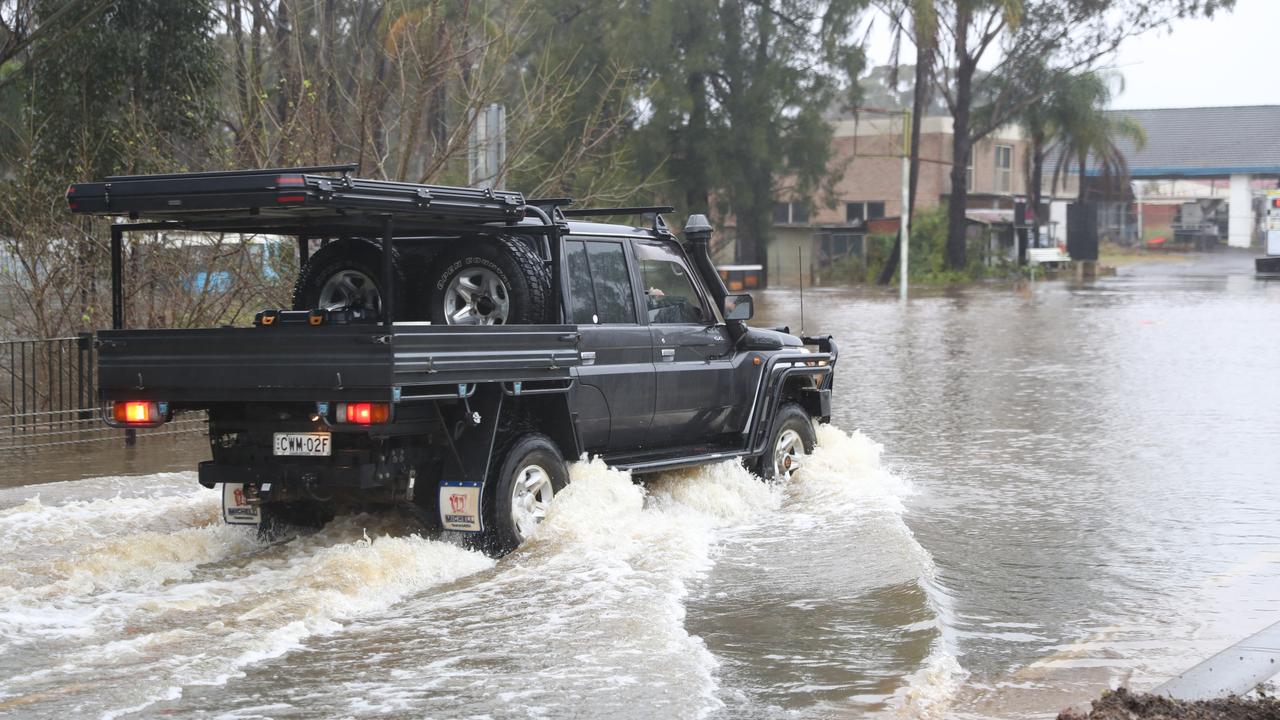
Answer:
xmin=0 ymin=250 xmax=1277 ymax=718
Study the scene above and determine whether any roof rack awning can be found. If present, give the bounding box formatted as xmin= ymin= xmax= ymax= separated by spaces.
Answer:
xmin=68 ymin=166 xmax=537 ymax=234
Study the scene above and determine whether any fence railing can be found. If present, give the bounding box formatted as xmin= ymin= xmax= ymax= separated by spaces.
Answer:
xmin=0 ymin=333 xmax=203 ymax=452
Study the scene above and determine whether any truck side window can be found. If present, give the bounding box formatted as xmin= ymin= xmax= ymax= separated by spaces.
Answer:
xmin=635 ymin=241 xmax=707 ymax=324
xmin=566 ymin=240 xmax=596 ymax=324
xmin=566 ymin=239 xmax=637 ymax=324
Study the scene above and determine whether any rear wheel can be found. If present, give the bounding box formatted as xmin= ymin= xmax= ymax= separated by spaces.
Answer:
xmin=484 ymin=432 xmax=568 ymax=555
xmin=426 ymin=236 xmax=550 ymax=325
xmin=257 ymin=501 xmax=331 ymax=541
xmin=756 ymin=403 xmax=816 ymax=482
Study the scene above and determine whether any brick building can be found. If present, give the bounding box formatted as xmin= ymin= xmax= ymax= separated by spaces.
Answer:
xmin=719 ymin=114 xmax=1079 ymax=285
xmin=719 ymin=105 xmax=1280 ymax=286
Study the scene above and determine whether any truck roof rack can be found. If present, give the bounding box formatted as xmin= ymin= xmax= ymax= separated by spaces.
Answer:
xmin=558 ymin=205 xmax=677 ymax=235
xmin=67 ymin=166 xmax=539 ymax=236
xmin=559 ymin=206 xmax=675 ymax=218
xmin=103 ymin=164 xmax=360 ymax=182
xmin=527 ymin=197 xmax=574 ymax=210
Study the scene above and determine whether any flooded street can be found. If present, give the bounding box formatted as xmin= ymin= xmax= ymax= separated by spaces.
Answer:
xmin=2 ymin=251 xmax=1279 ymax=718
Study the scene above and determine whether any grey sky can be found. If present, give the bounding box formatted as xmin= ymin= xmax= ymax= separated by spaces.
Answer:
xmin=862 ymin=0 xmax=1280 ymax=111
xmin=1109 ymin=0 xmax=1280 ymax=109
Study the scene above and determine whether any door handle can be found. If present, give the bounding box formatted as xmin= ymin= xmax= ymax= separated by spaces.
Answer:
xmin=660 ymin=348 xmax=675 ymax=361
xmin=580 ymin=351 xmax=596 ymax=366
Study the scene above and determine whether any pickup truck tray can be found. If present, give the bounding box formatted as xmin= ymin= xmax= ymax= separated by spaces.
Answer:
xmin=97 ymin=324 xmax=581 ymax=404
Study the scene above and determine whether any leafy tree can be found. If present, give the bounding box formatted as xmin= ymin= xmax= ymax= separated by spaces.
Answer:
xmin=931 ymin=0 xmax=1233 ymax=270
xmin=630 ymin=0 xmax=865 ymax=276
xmin=1017 ymin=68 xmax=1145 ymax=244
xmin=876 ymin=0 xmax=938 ymax=285
xmin=25 ymin=0 xmax=220 ymax=180
xmin=1047 ymin=77 xmax=1147 ymax=204
xmin=519 ymin=0 xmax=875 ymax=259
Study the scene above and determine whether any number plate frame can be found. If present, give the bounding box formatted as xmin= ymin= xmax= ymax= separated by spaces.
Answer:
xmin=272 ymin=432 xmax=332 ymax=457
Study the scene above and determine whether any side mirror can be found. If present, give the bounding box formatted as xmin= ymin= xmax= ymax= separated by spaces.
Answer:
xmin=722 ymin=293 xmax=753 ymax=321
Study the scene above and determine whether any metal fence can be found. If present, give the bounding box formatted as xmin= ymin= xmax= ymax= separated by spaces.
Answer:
xmin=0 ymin=334 xmax=203 ymax=452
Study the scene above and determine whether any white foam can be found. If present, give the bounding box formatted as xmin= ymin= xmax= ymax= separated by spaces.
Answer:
xmin=891 ymin=652 xmax=969 ymax=720
xmin=0 ymin=500 xmax=493 ymax=717
xmin=758 ymin=425 xmax=967 ymax=718
xmin=0 ymin=429 xmax=963 ymax=719
xmin=0 ymin=485 xmax=221 ymax=567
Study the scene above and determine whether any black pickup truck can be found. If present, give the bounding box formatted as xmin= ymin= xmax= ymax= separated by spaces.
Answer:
xmin=69 ymin=165 xmax=837 ymax=555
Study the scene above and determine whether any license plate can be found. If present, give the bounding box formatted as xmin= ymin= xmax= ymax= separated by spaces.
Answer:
xmin=272 ymin=432 xmax=331 ymax=456
xmin=222 ymin=482 xmax=261 ymax=525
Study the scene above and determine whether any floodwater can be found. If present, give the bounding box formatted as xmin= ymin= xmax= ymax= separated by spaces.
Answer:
xmin=1 ymin=250 xmax=1278 ymax=719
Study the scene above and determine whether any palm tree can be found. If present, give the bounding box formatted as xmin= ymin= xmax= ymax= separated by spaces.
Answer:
xmin=1018 ymin=69 xmax=1146 ymax=248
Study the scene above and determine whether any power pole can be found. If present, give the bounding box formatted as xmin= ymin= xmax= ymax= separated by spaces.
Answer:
xmin=900 ymin=109 xmax=911 ymax=301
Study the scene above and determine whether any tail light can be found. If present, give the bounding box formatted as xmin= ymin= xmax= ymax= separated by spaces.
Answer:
xmin=337 ymin=402 xmax=390 ymax=425
xmin=110 ymin=400 xmax=169 ymax=427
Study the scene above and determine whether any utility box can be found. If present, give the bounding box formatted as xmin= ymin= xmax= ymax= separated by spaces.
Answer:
xmin=1066 ymin=202 xmax=1099 ymax=261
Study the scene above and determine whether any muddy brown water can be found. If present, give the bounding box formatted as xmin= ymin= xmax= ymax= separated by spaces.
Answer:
xmin=1 ymin=250 xmax=1278 ymax=719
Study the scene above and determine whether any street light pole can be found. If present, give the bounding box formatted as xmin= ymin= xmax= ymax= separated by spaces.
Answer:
xmin=900 ymin=109 xmax=911 ymax=301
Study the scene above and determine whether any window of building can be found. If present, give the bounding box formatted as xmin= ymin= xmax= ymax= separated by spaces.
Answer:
xmin=565 ymin=239 xmax=637 ymax=324
xmin=634 ymin=240 xmax=709 ymax=324
xmin=773 ymin=200 xmax=809 ymax=225
xmin=820 ymin=231 xmax=865 ymax=264
xmin=995 ymin=144 xmax=1013 ymax=193
xmin=966 ymin=151 xmax=974 ymax=190
xmin=846 ymin=201 xmax=886 ymax=223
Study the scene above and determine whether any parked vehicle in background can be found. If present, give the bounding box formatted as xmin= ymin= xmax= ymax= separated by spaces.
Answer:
xmin=69 ymin=165 xmax=837 ymax=555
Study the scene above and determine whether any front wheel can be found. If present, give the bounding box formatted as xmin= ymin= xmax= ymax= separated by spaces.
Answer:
xmin=484 ymin=432 xmax=568 ymax=555
xmin=756 ymin=403 xmax=816 ymax=482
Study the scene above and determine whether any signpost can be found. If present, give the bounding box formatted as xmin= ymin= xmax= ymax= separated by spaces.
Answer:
xmin=1267 ymin=189 xmax=1280 ymax=256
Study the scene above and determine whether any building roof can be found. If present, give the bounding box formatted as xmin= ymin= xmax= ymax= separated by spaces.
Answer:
xmin=1110 ymin=106 xmax=1280 ymax=177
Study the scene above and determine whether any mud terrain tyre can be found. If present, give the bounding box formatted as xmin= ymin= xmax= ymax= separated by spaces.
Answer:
xmin=426 ymin=236 xmax=549 ymax=325
xmin=292 ymin=239 xmax=406 ymax=319
xmin=483 ymin=432 xmax=568 ymax=555
xmin=756 ymin=402 xmax=816 ymax=482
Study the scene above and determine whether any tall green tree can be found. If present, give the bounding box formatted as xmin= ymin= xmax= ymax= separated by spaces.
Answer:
xmin=876 ymin=0 xmax=937 ymax=286
xmin=27 ymin=0 xmax=220 ymax=180
xmin=0 ymin=0 xmax=220 ymax=337
xmin=633 ymin=0 xmax=865 ymax=274
xmin=932 ymin=0 xmax=1233 ymax=271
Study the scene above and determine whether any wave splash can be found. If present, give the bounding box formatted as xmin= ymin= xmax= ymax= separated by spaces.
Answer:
xmin=0 ymin=425 xmax=961 ymax=719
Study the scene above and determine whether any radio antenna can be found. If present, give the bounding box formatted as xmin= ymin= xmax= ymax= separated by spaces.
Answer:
xmin=798 ymin=245 xmax=805 ymax=335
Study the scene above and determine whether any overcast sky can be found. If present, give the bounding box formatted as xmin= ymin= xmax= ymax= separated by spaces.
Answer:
xmin=1108 ymin=0 xmax=1280 ymax=109
xmin=862 ymin=0 xmax=1280 ymax=111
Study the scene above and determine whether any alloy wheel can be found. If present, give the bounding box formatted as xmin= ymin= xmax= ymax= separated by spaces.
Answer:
xmin=773 ymin=428 xmax=804 ymax=481
xmin=442 ymin=268 xmax=510 ymax=325
xmin=510 ymin=463 xmax=554 ymax=540
xmin=318 ymin=270 xmax=381 ymax=312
